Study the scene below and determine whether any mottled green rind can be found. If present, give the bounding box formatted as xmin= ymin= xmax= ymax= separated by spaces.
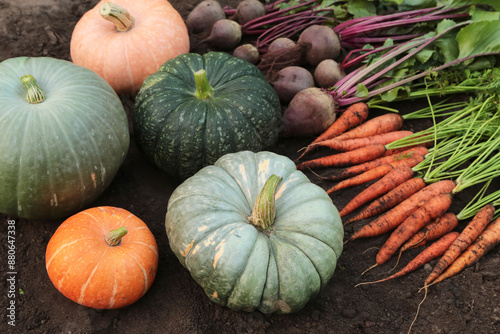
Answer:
xmin=0 ymin=57 xmax=129 ymax=220
xmin=133 ymin=52 xmax=282 ymax=180
xmin=165 ymin=151 xmax=343 ymax=314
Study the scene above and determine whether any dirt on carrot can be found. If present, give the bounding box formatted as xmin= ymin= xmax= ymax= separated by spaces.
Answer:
xmin=427 ymin=216 xmax=500 ymax=287
xmin=356 ymin=231 xmax=459 ymax=287
xmin=334 ymin=113 xmax=404 ymax=141
xmin=327 ymin=154 xmax=423 ymax=194
xmin=400 ymin=212 xmax=459 ymax=253
xmin=390 ymin=212 xmax=459 ymax=270
xmin=410 ymin=212 xmax=499 ymax=334
xmin=424 ymin=204 xmax=495 ymax=286
xmin=375 ymin=193 xmax=453 ymax=266
xmin=340 ymin=165 xmax=414 ymax=217
xmin=344 ymin=177 xmax=427 ymax=225
xmin=315 ymin=130 xmax=413 ymax=152
xmin=322 ymin=146 xmax=428 ymax=182
xmin=349 ymin=180 xmax=456 ymax=240
xmin=383 ymin=142 xmax=433 ymax=156
xmin=296 ymin=143 xmax=387 ymax=170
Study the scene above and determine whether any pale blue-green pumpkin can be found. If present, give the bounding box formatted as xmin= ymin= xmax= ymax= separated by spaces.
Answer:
xmin=0 ymin=57 xmax=129 ymax=220
xmin=133 ymin=52 xmax=282 ymax=180
xmin=165 ymin=151 xmax=343 ymax=314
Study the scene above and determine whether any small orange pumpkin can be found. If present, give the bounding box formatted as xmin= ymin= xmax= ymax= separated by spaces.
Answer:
xmin=70 ymin=0 xmax=190 ymax=95
xmin=45 ymin=206 xmax=158 ymax=309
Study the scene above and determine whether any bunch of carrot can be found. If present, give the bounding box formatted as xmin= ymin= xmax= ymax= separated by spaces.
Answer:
xmin=422 ymin=204 xmax=498 ymax=287
xmin=288 ymin=38 xmax=500 ymax=333
xmin=354 ymin=203 xmax=500 ymax=290
xmin=296 ymin=102 xmax=433 ymax=224
xmin=295 ymin=100 xmax=500 ymax=289
xmin=351 ymin=201 xmax=500 ymax=333
xmin=407 ymin=206 xmax=500 ymax=333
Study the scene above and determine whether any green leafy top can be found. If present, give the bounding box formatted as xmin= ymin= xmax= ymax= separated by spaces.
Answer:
xmin=348 ymin=17 xmax=500 ymax=105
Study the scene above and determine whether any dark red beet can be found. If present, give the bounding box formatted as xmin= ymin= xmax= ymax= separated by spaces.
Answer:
xmin=200 ymin=19 xmax=242 ymax=50
xmin=297 ymin=25 xmax=341 ymax=66
xmin=233 ymin=44 xmax=260 ymax=64
xmin=314 ymin=59 xmax=345 ymax=88
xmin=233 ymin=0 xmax=266 ymax=25
xmin=280 ymin=87 xmax=337 ymax=138
xmin=186 ymin=0 xmax=226 ymax=34
xmin=271 ymin=66 xmax=315 ymax=104
xmin=258 ymin=38 xmax=304 ymax=77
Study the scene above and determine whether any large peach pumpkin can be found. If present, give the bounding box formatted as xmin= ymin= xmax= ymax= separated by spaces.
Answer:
xmin=70 ymin=0 xmax=190 ymax=95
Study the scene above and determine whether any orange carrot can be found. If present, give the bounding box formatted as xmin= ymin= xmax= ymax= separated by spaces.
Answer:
xmin=390 ymin=212 xmax=458 ymax=270
xmin=390 ymin=212 xmax=459 ymax=272
xmin=296 ymin=144 xmax=387 ymax=170
xmin=356 ymin=232 xmax=459 ymax=287
xmin=315 ymin=130 xmax=413 ymax=152
xmin=326 ymin=154 xmax=423 ymax=194
xmin=350 ymin=180 xmax=456 ymax=240
xmin=297 ymin=102 xmax=369 ymax=160
xmin=375 ymin=193 xmax=453 ymax=266
xmin=344 ymin=177 xmax=426 ymax=225
xmin=339 ymin=165 xmax=414 ymax=217
xmin=384 ymin=142 xmax=433 ymax=156
xmin=333 ymin=113 xmax=403 ymax=141
xmin=400 ymin=212 xmax=458 ymax=252
xmin=424 ymin=204 xmax=495 ymax=286
xmin=322 ymin=146 xmax=428 ymax=182
xmin=428 ymin=216 xmax=500 ymax=287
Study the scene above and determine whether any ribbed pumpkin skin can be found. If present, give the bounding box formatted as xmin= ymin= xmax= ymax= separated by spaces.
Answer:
xmin=71 ymin=0 xmax=190 ymax=95
xmin=133 ymin=52 xmax=282 ymax=180
xmin=0 ymin=57 xmax=129 ymax=220
xmin=165 ymin=151 xmax=343 ymax=314
xmin=46 ymin=206 xmax=158 ymax=309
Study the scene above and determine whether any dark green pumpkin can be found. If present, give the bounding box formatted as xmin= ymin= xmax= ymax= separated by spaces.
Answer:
xmin=133 ymin=52 xmax=282 ymax=179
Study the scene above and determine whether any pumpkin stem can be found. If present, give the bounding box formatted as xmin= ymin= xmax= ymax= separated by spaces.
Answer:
xmin=100 ymin=2 xmax=134 ymax=32
xmin=21 ymin=75 xmax=46 ymax=104
xmin=194 ymin=69 xmax=214 ymax=100
xmin=105 ymin=226 xmax=128 ymax=246
xmin=250 ymin=174 xmax=283 ymax=231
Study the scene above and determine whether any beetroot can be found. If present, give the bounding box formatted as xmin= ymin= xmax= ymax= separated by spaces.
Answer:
xmin=271 ymin=66 xmax=315 ymax=104
xmin=258 ymin=37 xmax=303 ymax=75
xmin=280 ymin=87 xmax=337 ymax=138
xmin=233 ymin=0 xmax=266 ymax=25
xmin=314 ymin=59 xmax=345 ymax=88
xmin=267 ymin=37 xmax=298 ymax=53
xmin=186 ymin=0 xmax=226 ymax=34
xmin=297 ymin=25 xmax=341 ymax=66
xmin=199 ymin=19 xmax=242 ymax=50
xmin=259 ymin=25 xmax=343 ymax=75
xmin=233 ymin=44 xmax=260 ymax=64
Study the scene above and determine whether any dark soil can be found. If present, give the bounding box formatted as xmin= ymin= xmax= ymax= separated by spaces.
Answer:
xmin=1 ymin=1 xmax=499 ymax=333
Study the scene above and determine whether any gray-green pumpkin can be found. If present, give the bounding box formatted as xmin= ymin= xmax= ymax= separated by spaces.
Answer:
xmin=133 ymin=52 xmax=282 ymax=180
xmin=0 ymin=57 xmax=129 ymax=220
xmin=165 ymin=151 xmax=343 ymax=314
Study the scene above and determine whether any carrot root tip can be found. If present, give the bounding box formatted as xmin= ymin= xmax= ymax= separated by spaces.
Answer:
xmin=362 ymin=246 xmax=380 ymax=255
xmin=408 ymin=285 xmax=428 ymax=334
xmin=361 ymin=263 xmax=379 ymax=276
